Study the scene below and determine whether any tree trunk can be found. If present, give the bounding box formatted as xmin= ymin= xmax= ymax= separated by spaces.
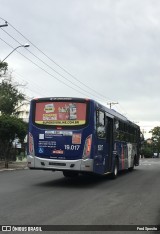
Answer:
xmin=5 ymin=160 xmax=8 ymax=168
xmin=4 ymin=143 xmax=11 ymax=168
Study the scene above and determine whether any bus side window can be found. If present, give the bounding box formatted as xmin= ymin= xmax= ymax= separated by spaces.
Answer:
xmin=96 ymin=110 xmax=106 ymax=138
xmin=114 ymin=119 xmax=119 ymax=140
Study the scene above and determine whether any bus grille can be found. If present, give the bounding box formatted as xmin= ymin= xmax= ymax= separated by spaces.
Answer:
xmin=49 ymin=162 xmax=66 ymax=166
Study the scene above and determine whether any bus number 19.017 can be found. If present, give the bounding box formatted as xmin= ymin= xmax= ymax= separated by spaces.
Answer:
xmin=64 ymin=145 xmax=80 ymax=150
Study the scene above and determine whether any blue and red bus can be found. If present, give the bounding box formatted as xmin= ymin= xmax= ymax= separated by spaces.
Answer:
xmin=27 ymin=97 xmax=141 ymax=178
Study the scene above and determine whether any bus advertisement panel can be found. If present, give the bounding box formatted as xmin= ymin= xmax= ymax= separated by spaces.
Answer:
xmin=35 ymin=102 xmax=87 ymax=126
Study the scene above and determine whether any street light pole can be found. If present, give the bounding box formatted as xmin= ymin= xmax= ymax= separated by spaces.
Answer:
xmin=1 ymin=44 xmax=30 ymax=62
xmin=0 ymin=22 xmax=8 ymax=27
xmin=0 ymin=20 xmax=8 ymax=28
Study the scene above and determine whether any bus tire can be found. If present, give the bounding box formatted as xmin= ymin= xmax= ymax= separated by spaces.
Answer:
xmin=128 ymin=165 xmax=134 ymax=171
xmin=110 ymin=158 xmax=118 ymax=179
xmin=63 ymin=171 xmax=79 ymax=178
xmin=128 ymin=157 xmax=135 ymax=171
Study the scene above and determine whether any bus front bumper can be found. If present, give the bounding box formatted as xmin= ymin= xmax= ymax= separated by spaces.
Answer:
xmin=27 ymin=155 xmax=93 ymax=172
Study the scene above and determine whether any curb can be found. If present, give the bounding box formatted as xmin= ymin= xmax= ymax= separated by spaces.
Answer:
xmin=0 ymin=162 xmax=28 ymax=172
xmin=0 ymin=167 xmax=28 ymax=172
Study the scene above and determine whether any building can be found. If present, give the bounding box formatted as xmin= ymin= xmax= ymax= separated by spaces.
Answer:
xmin=17 ymin=101 xmax=30 ymax=122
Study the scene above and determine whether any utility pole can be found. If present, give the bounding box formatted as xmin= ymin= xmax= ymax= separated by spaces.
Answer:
xmin=141 ymin=129 xmax=146 ymax=135
xmin=107 ymin=102 xmax=118 ymax=109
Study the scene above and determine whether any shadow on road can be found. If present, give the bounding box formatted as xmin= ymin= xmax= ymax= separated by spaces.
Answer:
xmin=34 ymin=169 xmax=139 ymax=189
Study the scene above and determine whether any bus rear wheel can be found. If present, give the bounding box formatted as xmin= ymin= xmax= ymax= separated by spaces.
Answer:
xmin=63 ymin=171 xmax=79 ymax=178
xmin=128 ymin=156 xmax=136 ymax=171
xmin=110 ymin=159 xmax=118 ymax=179
xmin=128 ymin=162 xmax=135 ymax=172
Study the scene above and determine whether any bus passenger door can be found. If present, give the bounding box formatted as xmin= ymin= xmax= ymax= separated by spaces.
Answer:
xmin=105 ymin=116 xmax=113 ymax=172
xmin=94 ymin=110 xmax=106 ymax=174
xmin=94 ymin=110 xmax=113 ymax=174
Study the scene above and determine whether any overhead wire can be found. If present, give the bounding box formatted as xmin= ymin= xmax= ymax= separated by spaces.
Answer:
xmin=0 ymin=18 xmax=155 ymax=130
xmin=1 ymin=27 xmax=110 ymax=102
xmin=7 ymin=21 xmax=113 ymax=102
xmin=2 ymin=18 xmax=158 ymax=133
xmin=0 ymin=36 xmax=93 ymax=98
xmin=0 ymin=32 xmax=131 ymax=118
xmin=0 ymin=17 xmax=132 ymax=118
xmin=0 ymin=34 xmax=142 ymax=124
xmin=13 ymin=72 xmax=47 ymax=98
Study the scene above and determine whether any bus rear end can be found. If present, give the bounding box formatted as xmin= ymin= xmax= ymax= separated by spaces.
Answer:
xmin=27 ymin=97 xmax=94 ymax=176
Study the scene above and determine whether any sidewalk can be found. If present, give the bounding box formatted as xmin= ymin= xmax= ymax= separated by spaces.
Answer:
xmin=0 ymin=161 xmax=28 ymax=172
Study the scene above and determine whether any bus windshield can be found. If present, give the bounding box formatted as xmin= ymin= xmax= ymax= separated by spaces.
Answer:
xmin=34 ymin=101 xmax=87 ymax=126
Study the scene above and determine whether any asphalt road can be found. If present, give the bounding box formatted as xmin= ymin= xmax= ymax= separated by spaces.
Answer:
xmin=0 ymin=158 xmax=160 ymax=233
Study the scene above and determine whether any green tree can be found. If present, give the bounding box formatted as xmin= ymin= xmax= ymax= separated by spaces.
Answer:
xmin=140 ymin=140 xmax=153 ymax=158
xmin=0 ymin=61 xmax=8 ymax=77
xmin=0 ymin=79 xmax=25 ymax=115
xmin=0 ymin=62 xmax=28 ymax=167
xmin=0 ymin=115 xmax=27 ymax=167
xmin=149 ymin=126 xmax=160 ymax=157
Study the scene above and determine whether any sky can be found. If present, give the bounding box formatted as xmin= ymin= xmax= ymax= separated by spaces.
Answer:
xmin=0 ymin=0 xmax=160 ymax=138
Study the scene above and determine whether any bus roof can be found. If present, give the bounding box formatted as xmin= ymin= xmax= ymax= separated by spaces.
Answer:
xmin=93 ymin=99 xmax=139 ymax=128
